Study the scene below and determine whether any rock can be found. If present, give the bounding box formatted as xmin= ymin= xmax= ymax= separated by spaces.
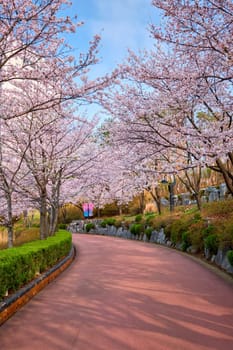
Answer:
xmin=219 ymin=183 xmax=227 ymax=199
xmin=157 ymin=229 xmax=166 ymax=245
xmin=150 ymin=231 xmax=158 ymax=243
xmin=211 ymin=255 xmax=216 ymax=263
xmin=187 ymin=245 xmax=199 ymax=254
xmin=161 ymin=198 xmax=169 ymax=206
xmin=175 ymin=242 xmax=183 ymax=251
xmin=204 ymin=247 xmax=211 ymax=260
xmin=215 ymin=248 xmax=228 ymax=266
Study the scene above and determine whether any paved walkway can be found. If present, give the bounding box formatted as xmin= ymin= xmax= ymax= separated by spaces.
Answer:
xmin=0 ymin=234 xmax=233 ymax=350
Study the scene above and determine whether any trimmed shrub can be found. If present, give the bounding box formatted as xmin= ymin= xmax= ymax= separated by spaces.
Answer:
xmin=0 ymin=230 xmax=72 ymax=301
xmin=135 ymin=214 xmax=143 ymax=223
xmin=130 ymin=223 xmax=143 ymax=235
xmin=85 ymin=223 xmax=95 ymax=232
xmin=145 ymin=213 xmax=157 ymax=225
xmin=100 ymin=218 xmax=116 ymax=227
xmin=100 ymin=220 xmax=107 ymax=228
xmin=145 ymin=227 xmax=153 ymax=240
xmin=227 ymin=250 xmax=233 ymax=266
xmin=105 ymin=218 xmax=116 ymax=226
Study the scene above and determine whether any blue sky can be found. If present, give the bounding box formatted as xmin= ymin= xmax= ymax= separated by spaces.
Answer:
xmin=65 ymin=0 xmax=160 ymax=77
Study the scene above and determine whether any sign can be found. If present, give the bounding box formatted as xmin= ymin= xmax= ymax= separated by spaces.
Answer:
xmin=82 ymin=203 xmax=94 ymax=218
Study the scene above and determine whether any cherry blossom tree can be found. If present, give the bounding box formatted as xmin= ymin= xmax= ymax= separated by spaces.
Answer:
xmin=97 ymin=0 xmax=233 ymax=201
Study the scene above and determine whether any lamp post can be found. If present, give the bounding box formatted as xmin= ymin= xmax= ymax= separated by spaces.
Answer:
xmin=161 ymin=175 xmax=176 ymax=212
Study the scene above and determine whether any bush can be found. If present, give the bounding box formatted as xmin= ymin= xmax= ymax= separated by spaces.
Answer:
xmin=130 ymin=223 xmax=143 ymax=235
xmin=100 ymin=220 xmax=107 ymax=228
xmin=188 ymin=220 xmax=206 ymax=252
xmin=145 ymin=213 xmax=157 ymax=225
xmin=85 ymin=223 xmax=95 ymax=232
xmin=227 ymin=250 xmax=233 ymax=266
xmin=100 ymin=218 xmax=117 ymax=228
xmin=202 ymin=224 xmax=215 ymax=238
xmin=181 ymin=232 xmax=191 ymax=251
xmin=170 ymin=218 xmax=190 ymax=244
xmin=204 ymin=234 xmax=219 ymax=254
xmin=105 ymin=218 xmax=116 ymax=226
xmin=0 ymin=230 xmax=72 ymax=301
xmin=145 ymin=227 xmax=153 ymax=240
xmin=193 ymin=212 xmax=202 ymax=222
xmin=220 ymin=218 xmax=233 ymax=249
xmin=135 ymin=214 xmax=143 ymax=223
xmin=114 ymin=220 xmax=122 ymax=228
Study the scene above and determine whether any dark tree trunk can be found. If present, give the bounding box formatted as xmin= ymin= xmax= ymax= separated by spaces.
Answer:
xmin=6 ymin=193 xmax=14 ymax=248
xmin=148 ymin=186 xmax=162 ymax=215
xmin=40 ymin=189 xmax=48 ymax=239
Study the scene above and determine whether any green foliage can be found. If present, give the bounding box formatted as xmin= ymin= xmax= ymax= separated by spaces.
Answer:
xmin=219 ymin=218 xmax=233 ymax=249
xmin=202 ymin=199 xmax=233 ymax=217
xmin=181 ymin=232 xmax=191 ymax=251
xmin=145 ymin=213 xmax=157 ymax=225
xmin=204 ymin=234 xmax=219 ymax=254
xmin=114 ymin=220 xmax=122 ymax=228
xmin=100 ymin=202 xmax=119 ymax=216
xmin=227 ymin=251 xmax=233 ymax=266
xmin=170 ymin=218 xmax=191 ymax=244
xmin=130 ymin=223 xmax=143 ymax=235
xmin=58 ymin=204 xmax=82 ymax=224
xmin=135 ymin=214 xmax=143 ymax=223
xmin=85 ymin=223 xmax=95 ymax=232
xmin=58 ymin=223 xmax=67 ymax=230
xmin=100 ymin=218 xmax=118 ymax=227
xmin=193 ymin=212 xmax=202 ymax=222
xmin=105 ymin=218 xmax=116 ymax=226
xmin=100 ymin=220 xmax=107 ymax=228
xmin=202 ymin=224 xmax=215 ymax=238
xmin=0 ymin=230 xmax=72 ymax=301
xmin=188 ymin=220 xmax=206 ymax=252
xmin=145 ymin=227 xmax=153 ymax=240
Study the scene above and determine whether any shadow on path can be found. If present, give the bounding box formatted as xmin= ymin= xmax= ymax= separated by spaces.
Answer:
xmin=0 ymin=234 xmax=233 ymax=350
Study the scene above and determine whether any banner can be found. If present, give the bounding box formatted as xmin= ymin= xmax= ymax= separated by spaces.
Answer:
xmin=82 ymin=203 xmax=94 ymax=218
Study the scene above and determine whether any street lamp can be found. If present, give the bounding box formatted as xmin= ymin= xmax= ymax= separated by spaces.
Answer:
xmin=161 ymin=176 xmax=176 ymax=212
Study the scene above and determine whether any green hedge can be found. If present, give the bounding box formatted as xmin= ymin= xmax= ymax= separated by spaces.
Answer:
xmin=0 ymin=230 xmax=72 ymax=301
xmin=227 ymin=250 xmax=233 ymax=266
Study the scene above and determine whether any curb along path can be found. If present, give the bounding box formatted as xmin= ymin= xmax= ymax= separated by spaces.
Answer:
xmin=0 ymin=246 xmax=76 ymax=326
xmin=0 ymin=234 xmax=233 ymax=350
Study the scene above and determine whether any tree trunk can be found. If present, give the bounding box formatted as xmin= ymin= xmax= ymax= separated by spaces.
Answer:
xmin=168 ymin=182 xmax=175 ymax=212
xmin=178 ymin=167 xmax=202 ymax=210
xmin=138 ymin=192 xmax=145 ymax=214
xmin=6 ymin=193 xmax=14 ymax=248
xmin=148 ymin=186 xmax=162 ymax=215
xmin=215 ymin=155 xmax=233 ymax=195
xmin=194 ymin=192 xmax=202 ymax=211
xmin=49 ymin=204 xmax=58 ymax=236
xmin=40 ymin=189 xmax=48 ymax=239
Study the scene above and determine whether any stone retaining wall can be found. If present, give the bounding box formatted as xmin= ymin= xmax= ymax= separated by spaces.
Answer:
xmin=68 ymin=220 xmax=233 ymax=275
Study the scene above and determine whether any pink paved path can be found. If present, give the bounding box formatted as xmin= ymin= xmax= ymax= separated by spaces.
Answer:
xmin=0 ymin=234 xmax=233 ymax=350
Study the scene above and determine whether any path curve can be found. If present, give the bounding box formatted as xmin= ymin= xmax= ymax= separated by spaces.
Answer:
xmin=0 ymin=234 xmax=233 ymax=350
